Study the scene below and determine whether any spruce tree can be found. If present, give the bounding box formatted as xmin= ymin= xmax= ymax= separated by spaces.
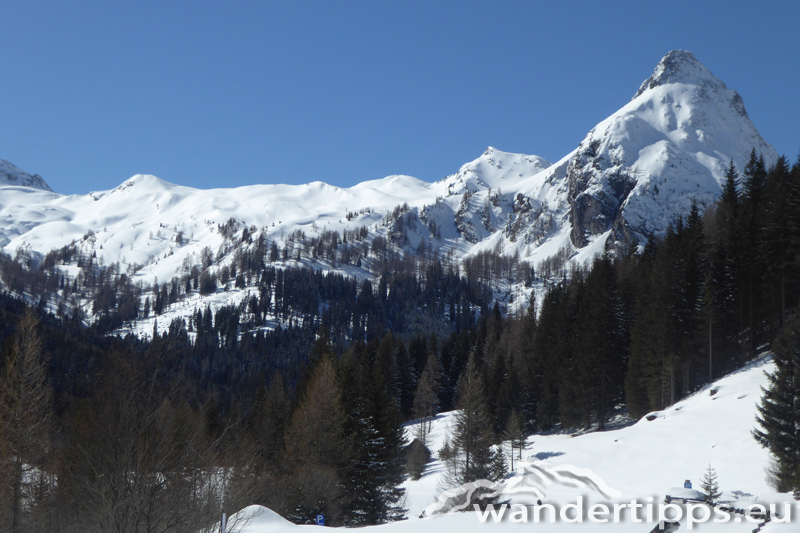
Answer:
xmin=738 ymin=149 xmax=769 ymax=354
xmin=762 ymin=156 xmax=793 ymax=327
xmin=451 ymin=354 xmax=496 ymax=484
xmin=368 ymin=355 xmax=408 ymax=523
xmin=753 ymin=316 xmax=800 ymax=492
xmin=567 ymin=256 xmax=627 ymax=429
xmin=339 ymin=340 xmax=407 ymax=525
xmin=247 ymin=373 xmax=291 ymax=474
xmin=700 ymin=464 xmax=721 ymax=505
xmin=720 ymin=159 xmax=739 ymax=220
xmin=532 ymin=282 xmax=570 ymax=429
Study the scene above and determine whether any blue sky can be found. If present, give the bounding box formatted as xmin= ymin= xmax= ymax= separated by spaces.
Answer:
xmin=1 ymin=0 xmax=798 ymax=194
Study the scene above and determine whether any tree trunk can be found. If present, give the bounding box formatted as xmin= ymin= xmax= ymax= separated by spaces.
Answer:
xmin=11 ymin=456 xmax=22 ymax=533
xmin=709 ymin=309 xmax=713 ymax=381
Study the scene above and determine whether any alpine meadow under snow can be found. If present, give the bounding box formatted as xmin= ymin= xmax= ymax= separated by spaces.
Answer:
xmin=1 ymin=49 xmax=799 ymax=533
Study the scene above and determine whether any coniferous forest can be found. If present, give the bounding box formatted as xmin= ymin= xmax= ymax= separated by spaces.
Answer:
xmin=2 ymin=149 xmax=800 ymax=531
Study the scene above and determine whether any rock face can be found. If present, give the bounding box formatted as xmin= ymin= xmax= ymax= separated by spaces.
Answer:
xmin=0 ymin=159 xmax=53 ymax=191
xmin=564 ymin=49 xmax=777 ymax=251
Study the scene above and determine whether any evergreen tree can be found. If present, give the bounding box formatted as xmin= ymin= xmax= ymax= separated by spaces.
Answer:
xmin=491 ymin=445 xmax=508 ymax=481
xmin=532 ymin=282 xmax=570 ymax=429
xmin=566 ymin=256 xmax=627 ymax=429
xmin=518 ymin=294 xmax=540 ymax=432
xmin=700 ymin=464 xmax=721 ymax=505
xmin=247 ymin=372 xmax=291 ymax=474
xmin=451 ymin=354 xmax=497 ymax=484
xmin=753 ymin=316 xmax=800 ymax=492
xmin=762 ymin=156 xmax=794 ymax=327
xmin=339 ymin=340 xmax=407 ymax=525
xmin=738 ymin=149 xmax=769 ymax=354
xmin=720 ymin=159 xmax=739 ymax=221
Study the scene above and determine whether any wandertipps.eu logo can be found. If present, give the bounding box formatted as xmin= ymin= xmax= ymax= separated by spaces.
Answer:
xmin=423 ymin=461 xmax=794 ymax=529
xmin=424 ymin=462 xmax=621 ymax=516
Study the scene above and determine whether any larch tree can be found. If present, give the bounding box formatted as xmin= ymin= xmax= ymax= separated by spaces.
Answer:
xmin=0 ymin=309 xmax=54 ymax=533
xmin=412 ymin=351 xmax=441 ymax=446
xmin=283 ymin=353 xmax=351 ymax=524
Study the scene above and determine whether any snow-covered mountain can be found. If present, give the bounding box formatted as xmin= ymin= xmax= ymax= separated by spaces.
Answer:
xmin=0 ymin=159 xmax=53 ymax=191
xmin=565 ymin=49 xmax=777 ymax=249
xmin=0 ymin=50 xmax=778 ymax=326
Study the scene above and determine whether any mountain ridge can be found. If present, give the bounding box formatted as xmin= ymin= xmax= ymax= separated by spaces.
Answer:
xmin=0 ymin=50 xmax=780 ymax=328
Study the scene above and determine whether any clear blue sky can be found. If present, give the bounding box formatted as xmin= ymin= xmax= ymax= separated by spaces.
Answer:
xmin=2 ymin=0 xmax=798 ymax=194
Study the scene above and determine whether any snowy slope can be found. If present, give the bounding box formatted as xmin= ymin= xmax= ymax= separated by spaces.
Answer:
xmin=0 ymin=50 xmax=779 ymax=328
xmin=401 ymin=354 xmax=780 ymax=517
xmin=225 ymin=353 xmax=796 ymax=532
xmin=0 ymin=173 xmax=438 ymax=280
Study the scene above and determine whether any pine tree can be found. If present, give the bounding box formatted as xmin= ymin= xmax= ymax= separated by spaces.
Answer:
xmin=753 ymin=316 xmax=800 ymax=492
xmin=700 ymin=464 xmax=721 ymax=505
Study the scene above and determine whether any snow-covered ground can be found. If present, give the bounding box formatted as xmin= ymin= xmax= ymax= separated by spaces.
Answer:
xmin=223 ymin=353 xmax=797 ymax=532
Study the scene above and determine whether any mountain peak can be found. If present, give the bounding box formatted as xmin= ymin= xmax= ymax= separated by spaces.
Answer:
xmin=114 ymin=174 xmax=174 ymax=192
xmin=0 ymin=159 xmax=53 ymax=192
xmin=633 ymin=50 xmax=725 ymax=100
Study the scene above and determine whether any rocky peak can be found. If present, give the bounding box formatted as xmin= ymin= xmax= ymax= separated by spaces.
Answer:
xmin=633 ymin=50 xmax=727 ymax=100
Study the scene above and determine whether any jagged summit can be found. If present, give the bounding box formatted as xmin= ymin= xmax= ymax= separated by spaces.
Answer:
xmin=0 ymin=159 xmax=53 ymax=192
xmin=634 ymin=50 xmax=729 ymax=99
xmin=568 ymin=50 xmax=775 ymax=250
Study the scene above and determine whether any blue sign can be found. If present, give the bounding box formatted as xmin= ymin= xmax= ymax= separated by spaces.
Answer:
xmin=684 ymin=480 xmax=692 ymax=489
xmin=316 ymin=514 xmax=325 ymax=526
